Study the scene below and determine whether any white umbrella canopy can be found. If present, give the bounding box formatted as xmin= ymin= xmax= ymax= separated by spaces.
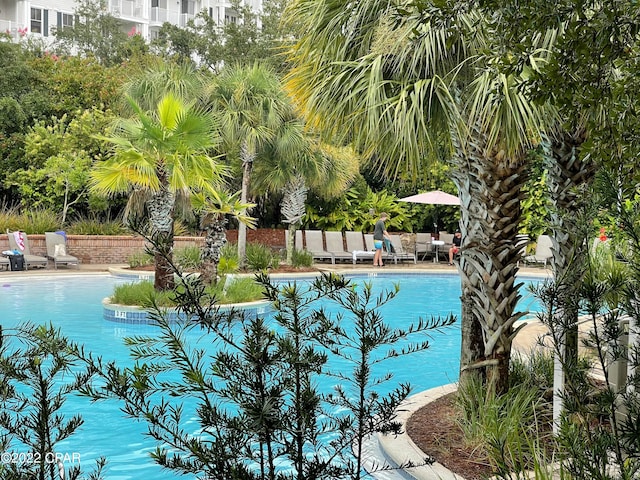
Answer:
xmin=399 ymin=190 xmax=460 ymax=234
xmin=399 ymin=190 xmax=460 ymax=205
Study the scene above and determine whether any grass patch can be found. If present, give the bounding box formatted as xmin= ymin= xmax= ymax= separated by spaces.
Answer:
xmin=111 ymin=276 xmax=265 ymax=307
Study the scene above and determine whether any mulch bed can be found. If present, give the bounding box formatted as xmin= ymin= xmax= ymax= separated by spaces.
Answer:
xmin=406 ymin=392 xmax=493 ymax=480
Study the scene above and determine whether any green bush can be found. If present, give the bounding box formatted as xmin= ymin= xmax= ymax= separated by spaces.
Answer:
xmin=0 ymin=207 xmax=59 ymax=234
xmin=456 ymin=352 xmax=557 ymax=476
xmin=111 ymin=281 xmax=174 ymax=308
xmin=174 ymin=245 xmax=202 ymax=270
xmin=111 ymin=277 xmax=263 ymax=306
xmin=68 ymin=216 xmax=128 ymax=235
xmin=127 ymin=250 xmax=153 ymax=268
xmin=220 ymin=277 xmax=265 ymax=303
xmin=219 ymin=243 xmax=239 ymax=275
xmin=245 ymin=243 xmax=277 ymax=270
xmin=292 ymin=249 xmax=314 ymax=268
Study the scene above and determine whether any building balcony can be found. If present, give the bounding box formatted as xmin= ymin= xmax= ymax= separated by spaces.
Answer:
xmin=109 ymin=0 xmax=146 ymax=21
xmin=150 ymin=7 xmax=180 ymax=26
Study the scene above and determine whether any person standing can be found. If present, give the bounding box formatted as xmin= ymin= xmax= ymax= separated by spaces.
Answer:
xmin=448 ymin=230 xmax=462 ymax=265
xmin=373 ymin=212 xmax=391 ymax=267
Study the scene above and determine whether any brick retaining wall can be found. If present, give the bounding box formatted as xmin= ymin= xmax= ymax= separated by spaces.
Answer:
xmin=0 ymin=229 xmax=286 ymax=265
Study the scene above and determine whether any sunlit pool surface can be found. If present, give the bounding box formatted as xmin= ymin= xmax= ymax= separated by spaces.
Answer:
xmin=0 ymin=273 xmax=541 ymax=479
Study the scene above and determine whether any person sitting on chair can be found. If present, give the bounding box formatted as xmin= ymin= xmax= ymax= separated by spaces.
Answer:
xmin=448 ymin=231 xmax=462 ymax=266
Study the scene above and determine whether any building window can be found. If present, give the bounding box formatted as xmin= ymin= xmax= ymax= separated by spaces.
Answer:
xmin=152 ymin=0 xmax=159 ymax=6
xmin=225 ymin=14 xmax=237 ymax=24
xmin=58 ymin=12 xmax=73 ymax=29
xmin=31 ymin=7 xmax=42 ymax=34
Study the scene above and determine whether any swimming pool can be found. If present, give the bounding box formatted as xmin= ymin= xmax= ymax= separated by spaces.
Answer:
xmin=0 ymin=273 xmax=540 ymax=479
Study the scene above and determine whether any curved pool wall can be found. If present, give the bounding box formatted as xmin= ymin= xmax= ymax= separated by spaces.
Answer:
xmin=0 ymin=272 xmax=543 ymax=480
xmin=102 ymin=298 xmax=271 ymax=323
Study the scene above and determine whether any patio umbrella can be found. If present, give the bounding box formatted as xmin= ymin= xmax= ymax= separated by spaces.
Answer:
xmin=399 ymin=190 xmax=460 ymax=233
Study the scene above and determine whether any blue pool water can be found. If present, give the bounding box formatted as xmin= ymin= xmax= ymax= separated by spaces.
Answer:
xmin=0 ymin=273 xmax=541 ymax=479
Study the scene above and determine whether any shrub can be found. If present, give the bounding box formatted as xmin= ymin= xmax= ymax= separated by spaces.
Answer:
xmin=111 ymin=281 xmax=174 ymax=308
xmin=219 ymin=243 xmax=239 ymax=275
xmin=68 ymin=215 xmax=128 ymax=235
xmin=174 ymin=245 xmax=202 ymax=270
xmin=245 ymin=243 xmax=277 ymax=270
xmin=127 ymin=250 xmax=153 ymax=268
xmin=219 ymin=277 xmax=264 ymax=303
xmin=0 ymin=207 xmax=59 ymax=233
xmin=291 ymin=248 xmax=313 ymax=268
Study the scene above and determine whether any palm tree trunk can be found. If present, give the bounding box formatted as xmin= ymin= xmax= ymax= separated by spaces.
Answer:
xmin=544 ymin=127 xmax=594 ymax=369
xmin=148 ymin=182 xmax=175 ymax=291
xmin=453 ymin=126 xmax=530 ymax=394
xmin=201 ymin=216 xmax=228 ymax=285
xmin=238 ymin=141 xmax=255 ymax=267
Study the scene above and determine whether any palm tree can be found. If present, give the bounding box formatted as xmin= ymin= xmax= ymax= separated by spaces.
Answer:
xmin=285 ymin=1 xmax=555 ymax=393
xmin=91 ymin=93 xmax=225 ymax=291
xmin=252 ymin=138 xmax=359 ymax=264
xmin=192 ymin=190 xmax=257 ymax=285
xmin=207 ymin=63 xmax=305 ymax=266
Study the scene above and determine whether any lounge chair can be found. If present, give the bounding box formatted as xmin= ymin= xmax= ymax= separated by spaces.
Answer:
xmin=345 ymin=231 xmax=373 ymax=264
xmin=363 ymin=234 xmax=390 ymax=261
xmin=7 ymin=231 xmax=48 ymax=269
xmin=0 ymin=256 xmax=8 ymax=270
xmin=45 ymin=232 xmax=80 ymax=269
xmin=524 ymin=234 xmax=553 ymax=267
xmin=324 ymin=231 xmax=353 ymax=263
xmin=304 ymin=230 xmax=335 ymax=264
xmin=284 ymin=229 xmax=304 ymax=251
xmin=389 ymin=234 xmax=417 ymax=264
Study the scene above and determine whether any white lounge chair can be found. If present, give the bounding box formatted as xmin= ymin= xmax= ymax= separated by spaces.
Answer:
xmin=45 ymin=232 xmax=80 ymax=269
xmin=346 ymin=231 xmax=374 ymax=264
xmin=7 ymin=231 xmax=48 ymax=269
xmin=324 ymin=231 xmax=353 ymax=263
xmin=304 ymin=230 xmax=335 ymax=264
xmin=524 ymin=234 xmax=553 ymax=267
xmin=284 ymin=229 xmax=304 ymax=251
xmin=389 ymin=234 xmax=417 ymax=264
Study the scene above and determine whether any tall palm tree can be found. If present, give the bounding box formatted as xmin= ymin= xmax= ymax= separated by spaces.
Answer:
xmin=91 ymin=93 xmax=225 ymax=291
xmin=285 ymin=0 xmax=555 ymax=392
xmin=252 ymin=138 xmax=359 ymax=264
xmin=207 ymin=63 xmax=305 ymax=266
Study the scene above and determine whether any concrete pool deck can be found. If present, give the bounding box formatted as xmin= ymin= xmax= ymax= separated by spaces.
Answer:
xmin=0 ymin=261 xmax=554 ymax=480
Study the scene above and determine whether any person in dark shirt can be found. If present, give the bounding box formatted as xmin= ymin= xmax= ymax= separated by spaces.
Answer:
xmin=373 ymin=212 xmax=391 ymax=267
xmin=448 ymin=230 xmax=462 ymax=266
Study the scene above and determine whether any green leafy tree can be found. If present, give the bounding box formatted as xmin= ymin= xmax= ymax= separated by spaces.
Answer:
xmin=91 ymin=93 xmax=224 ymax=291
xmin=5 ymin=109 xmax=114 ymax=222
xmin=0 ymin=323 xmax=105 ymax=480
xmin=53 ymin=0 xmax=130 ymax=66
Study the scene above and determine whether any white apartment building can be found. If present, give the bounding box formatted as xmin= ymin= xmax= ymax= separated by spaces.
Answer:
xmin=0 ymin=0 xmax=262 ymax=43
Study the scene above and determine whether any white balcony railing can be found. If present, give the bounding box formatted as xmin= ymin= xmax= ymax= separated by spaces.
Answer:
xmin=150 ymin=7 xmax=180 ymax=26
xmin=109 ymin=0 xmax=146 ymax=20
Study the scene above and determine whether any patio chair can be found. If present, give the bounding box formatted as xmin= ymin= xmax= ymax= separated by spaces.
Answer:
xmin=324 ymin=231 xmax=353 ymax=263
xmin=304 ymin=230 xmax=335 ymax=264
xmin=284 ymin=229 xmax=304 ymax=251
xmin=345 ymin=231 xmax=374 ymax=264
xmin=524 ymin=234 xmax=553 ymax=267
xmin=415 ymin=232 xmax=434 ymax=261
xmin=0 ymin=256 xmax=8 ymax=270
xmin=45 ymin=232 xmax=80 ymax=269
xmin=388 ymin=235 xmax=417 ymax=264
xmin=7 ymin=231 xmax=48 ymax=269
